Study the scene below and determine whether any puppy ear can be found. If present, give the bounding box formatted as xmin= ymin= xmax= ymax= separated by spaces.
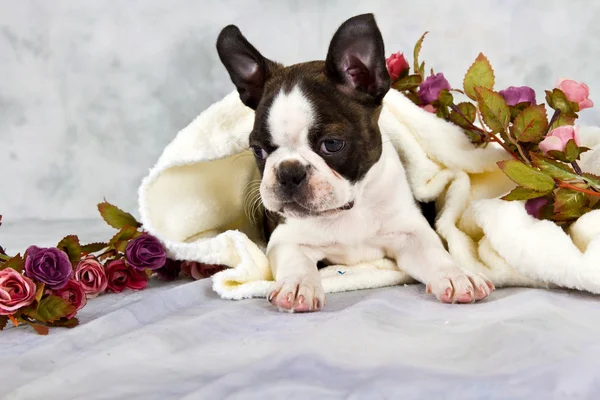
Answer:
xmin=216 ymin=25 xmax=280 ymax=109
xmin=325 ymin=14 xmax=390 ymax=104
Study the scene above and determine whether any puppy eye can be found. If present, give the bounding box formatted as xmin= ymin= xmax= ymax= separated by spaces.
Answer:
xmin=320 ymin=139 xmax=345 ymax=155
xmin=251 ymin=146 xmax=268 ymax=160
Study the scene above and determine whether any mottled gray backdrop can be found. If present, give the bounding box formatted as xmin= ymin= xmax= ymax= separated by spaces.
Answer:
xmin=2 ymin=0 xmax=600 ymax=221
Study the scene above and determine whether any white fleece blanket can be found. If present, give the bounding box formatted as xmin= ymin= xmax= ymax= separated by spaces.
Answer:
xmin=138 ymin=90 xmax=600 ymax=299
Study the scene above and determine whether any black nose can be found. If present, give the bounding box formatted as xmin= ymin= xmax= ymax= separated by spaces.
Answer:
xmin=277 ymin=161 xmax=307 ymax=188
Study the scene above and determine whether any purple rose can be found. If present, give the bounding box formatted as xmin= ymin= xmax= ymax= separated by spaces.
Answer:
xmin=156 ymin=258 xmax=182 ymax=281
xmin=525 ymin=198 xmax=549 ymax=220
xmin=499 ymin=86 xmax=537 ymax=106
xmin=418 ymin=73 xmax=451 ymax=104
xmin=24 ymin=246 xmax=72 ymax=290
xmin=125 ymin=234 xmax=167 ymax=271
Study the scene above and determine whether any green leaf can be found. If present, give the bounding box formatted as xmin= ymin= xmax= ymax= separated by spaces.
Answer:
xmin=501 ymin=186 xmax=552 ymax=201
xmin=97 ymin=201 xmax=141 ymax=230
xmin=476 ymin=87 xmax=510 ymax=133
xmin=0 ymin=316 xmax=7 ymax=331
xmin=108 ymin=226 xmax=139 ymax=247
xmin=419 ymin=61 xmax=425 ymax=78
xmin=497 ymin=160 xmax=556 ymax=192
xmin=437 ymin=89 xmax=454 ymax=107
xmin=547 ymin=150 xmax=570 ymax=163
xmin=81 ymin=242 xmax=108 ymax=254
xmin=463 ymin=53 xmax=495 ymax=100
xmin=550 ymin=113 xmax=576 ymax=130
xmin=50 ymin=317 xmax=79 ymax=328
xmin=511 ymin=105 xmax=548 ymax=143
xmin=554 ymin=207 xmax=592 ymax=221
xmin=413 ymin=32 xmax=428 ymax=74
xmin=530 ymin=154 xmax=578 ymax=181
xmin=30 ymin=324 xmax=49 ymax=335
xmin=57 ymin=235 xmax=81 ymax=268
xmin=563 ymin=140 xmax=590 ymax=162
xmin=391 ymin=74 xmax=422 ymax=91
xmin=510 ymin=102 xmax=532 ymax=120
xmin=28 ymin=295 xmax=76 ymax=324
xmin=545 ymin=89 xmax=579 ymax=117
xmin=582 ymin=173 xmax=600 ymax=190
xmin=554 ymin=188 xmax=588 ymax=213
xmin=0 ymin=253 xmax=24 ymax=273
xmin=34 ymin=283 xmax=45 ymax=306
xmin=449 ymin=102 xmax=477 ymax=129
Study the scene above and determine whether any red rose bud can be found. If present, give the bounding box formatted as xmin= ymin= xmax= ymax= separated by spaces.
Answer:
xmin=181 ymin=261 xmax=227 ymax=280
xmin=156 ymin=258 xmax=182 ymax=281
xmin=386 ymin=52 xmax=409 ymax=82
xmin=52 ymin=279 xmax=87 ymax=319
xmin=126 ymin=268 xmax=149 ymax=291
xmin=105 ymin=259 xmax=129 ymax=293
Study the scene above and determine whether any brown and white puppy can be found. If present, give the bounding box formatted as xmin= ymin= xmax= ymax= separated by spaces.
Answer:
xmin=216 ymin=14 xmax=494 ymax=312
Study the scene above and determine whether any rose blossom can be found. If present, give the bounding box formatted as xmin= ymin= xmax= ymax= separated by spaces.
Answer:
xmin=0 ymin=268 xmax=37 ymax=315
xmin=125 ymin=234 xmax=166 ymax=271
xmin=127 ymin=268 xmax=149 ymax=291
xmin=556 ymin=78 xmax=593 ymax=110
xmin=105 ymin=259 xmax=129 ymax=293
xmin=52 ymin=279 xmax=86 ymax=318
xmin=538 ymin=125 xmax=580 ymax=154
xmin=499 ymin=86 xmax=536 ymax=106
xmin=418 ymin=73 xmax=451 ymax=104
xmin=181 ymin=261 xmax=227 ymax=280
xmin=525 ymin=198 xmax=549 ymax=220
xmin=105 ymin=259 xmax=149 ymax=293
xmin=156 ymin=258 xmax=182 ymax=281
xmin=24 ymin=246 xmax=71 ymax=290
xmin=74 ymin=255 xmax=108 ymax=298
xmin=386 ymin=52 xmax=409 ymax=81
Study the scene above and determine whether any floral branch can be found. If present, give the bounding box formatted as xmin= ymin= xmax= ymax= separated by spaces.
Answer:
xmin=0 ymin=202 xmax=226 ymax=335
xmin=387 ymin=34 xmax=597 ymax=225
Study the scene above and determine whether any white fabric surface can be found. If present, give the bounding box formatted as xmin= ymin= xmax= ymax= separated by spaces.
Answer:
xmin=138 ymin=89 xmax=600 ymax=299
xmin=2 ymin=221 xmax=600 ymax=399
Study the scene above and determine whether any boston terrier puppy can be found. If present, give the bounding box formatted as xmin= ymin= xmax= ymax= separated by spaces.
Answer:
xmin=216 ymin=14 xmax=494 ymax=312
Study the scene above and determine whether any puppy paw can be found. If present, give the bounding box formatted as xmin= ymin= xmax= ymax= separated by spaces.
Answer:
xmin=268 ymin=275 xmax=325 ymax=313
xmin=425 ymin=272 xmax=494 ymax=303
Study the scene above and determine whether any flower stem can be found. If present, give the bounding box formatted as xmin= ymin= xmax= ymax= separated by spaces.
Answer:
xmin=571 ymin=161 xmax=583 ymax=175
xmin=504 ymin=126 xmax=531 ymax=164
xmin=557 ymin=181 xmax=600 ymax=197
xmin=472 ymin=106 xmax=520 ymax=159
xmin=547 ymin=109 xmax=560 ymax=134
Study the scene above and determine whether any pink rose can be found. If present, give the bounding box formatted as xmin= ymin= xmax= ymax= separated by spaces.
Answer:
xmin=421 ymin=104 xmax=437 ymax=113
xmin=555 ymin=78 xmax=594 ymax=110
xmin=539 ymin=125 xmax=580 ymax=154
xmin=74 ymin=255 xmax=108 ymax=298
xmin=51 ymin=279 xmax=86 ymax=319
xmin=386 ymin=52 xmax=409 ymax=82
xmin=0 ymin=268 xmax=37 ymax=315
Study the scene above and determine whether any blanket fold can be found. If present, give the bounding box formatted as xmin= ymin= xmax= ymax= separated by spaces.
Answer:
xmin=138 ymin=90 xmax=600 ymax=299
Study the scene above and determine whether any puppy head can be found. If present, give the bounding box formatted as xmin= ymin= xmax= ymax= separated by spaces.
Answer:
xmin=217 ymin=14 xmax=390 ymax=219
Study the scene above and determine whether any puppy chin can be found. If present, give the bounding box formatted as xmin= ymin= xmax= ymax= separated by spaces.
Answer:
xmin=264 ymin=198 xmax=355 ymax=219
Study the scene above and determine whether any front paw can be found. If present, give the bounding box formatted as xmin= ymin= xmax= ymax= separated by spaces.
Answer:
xmin=268 ymin=275 xmax=325 ymax=313
xmin=426 ymin=272 xmax=495 ymax=303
